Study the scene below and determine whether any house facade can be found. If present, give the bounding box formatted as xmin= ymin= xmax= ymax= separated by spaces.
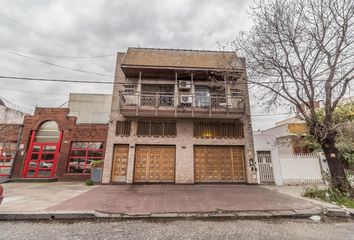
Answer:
xmin=102 ymin=48 xmax=257 ymax=184
xmin=0 ymin=98 xmax=27 ymax=178
xmin=10 ymin=93 xmax=111 ymax=181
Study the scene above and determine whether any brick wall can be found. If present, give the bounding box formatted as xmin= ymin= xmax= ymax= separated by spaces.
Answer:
xmin=0 ymin=124 xmax=22 ymax=143
xmin=11 ymin=108 xmax=108 ymax=181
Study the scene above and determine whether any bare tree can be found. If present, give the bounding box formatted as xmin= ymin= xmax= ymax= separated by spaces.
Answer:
xmin=235 ymin=0 xmax=354 ymax=195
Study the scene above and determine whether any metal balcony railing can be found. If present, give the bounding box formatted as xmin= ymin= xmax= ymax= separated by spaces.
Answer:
xmin=119 ymin=91 xmax=245 ymax=117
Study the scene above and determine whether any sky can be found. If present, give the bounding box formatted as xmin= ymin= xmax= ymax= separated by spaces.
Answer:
xmin=0 ymin=0 xmax=295 ymax=130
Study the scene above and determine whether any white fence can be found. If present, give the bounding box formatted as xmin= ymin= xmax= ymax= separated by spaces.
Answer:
xmin=279 ymin=153 xmax=324 ymax=185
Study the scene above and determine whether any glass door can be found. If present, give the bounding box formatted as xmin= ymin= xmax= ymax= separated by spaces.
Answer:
xmin=22 ymin=121 xmax=62 ymax=178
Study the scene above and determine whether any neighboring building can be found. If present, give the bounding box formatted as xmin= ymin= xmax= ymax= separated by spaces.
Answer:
xmin=254 ymin=117 xmax=328 ymax=185
xmin=102 ymin=48 xmax=256 ymax=184
xmin=0 ymin=98 xmax=27 ymax=178
xmin=10 ymin=93 xmax=111 ymax=181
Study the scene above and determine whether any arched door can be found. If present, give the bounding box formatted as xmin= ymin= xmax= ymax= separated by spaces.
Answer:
xmin=22 ymin=121 xmax=62 ymax=178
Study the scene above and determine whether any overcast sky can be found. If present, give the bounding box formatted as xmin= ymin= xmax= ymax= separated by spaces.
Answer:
xmin=0 ymin=0 xmax=294 ymax=130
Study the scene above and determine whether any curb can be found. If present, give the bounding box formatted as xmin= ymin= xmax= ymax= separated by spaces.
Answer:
xmin=0 ymin=207 xmax=343 ymax=221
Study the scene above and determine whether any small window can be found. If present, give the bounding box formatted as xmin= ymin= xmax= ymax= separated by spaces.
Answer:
xmin=231 ymin=89 xmax=242 ymax=97
xmin=123 ymin=85 xmax=136 ymax=95
xmin=194 ymin=121 xmax=244 ymax=138
xmin=67 ymin=142 xmax=104 ymax=174
xmin=137 ymin=121 xmax=176 ymax=137
xmin=116 ymin=121 xmax=131 ymax=136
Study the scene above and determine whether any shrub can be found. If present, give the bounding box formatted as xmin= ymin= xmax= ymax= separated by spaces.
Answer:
xmin=303 ymin=185 xmax=354 ymax=208
xmin=85 ymin=179 xmax=95 ymax=186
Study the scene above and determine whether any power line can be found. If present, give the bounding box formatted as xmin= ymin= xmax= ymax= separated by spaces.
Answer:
xmin=0 ymin=75 xmax=335 ymax=85
xmin=1 ymin=46 xmax=116 ymax=59
xmin=2 ymin=49 xmax=113 ymax=77
xmin=0 ymin=11 xmax=113 ymax=73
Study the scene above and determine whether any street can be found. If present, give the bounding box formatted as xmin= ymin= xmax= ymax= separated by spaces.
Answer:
xmin=0 ymin=219 xmax=353 ymax=240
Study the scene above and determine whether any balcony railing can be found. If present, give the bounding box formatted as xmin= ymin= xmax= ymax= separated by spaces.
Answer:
xmin=119 ymin=92 xmax=245 ymax=118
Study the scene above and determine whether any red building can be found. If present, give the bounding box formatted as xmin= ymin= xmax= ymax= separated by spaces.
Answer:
xmin=9 ymin=93 xmax=111 ymax=181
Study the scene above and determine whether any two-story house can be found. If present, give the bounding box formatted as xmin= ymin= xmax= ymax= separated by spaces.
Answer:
xmin=102 ymin=48 xmax=257 ymax=184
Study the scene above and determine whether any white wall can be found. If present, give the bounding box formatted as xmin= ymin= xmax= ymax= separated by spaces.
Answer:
xmin=0 ymin=105 xmax=25 ymax=124
xmin=68 ymin=93 xmax=112 ymax=124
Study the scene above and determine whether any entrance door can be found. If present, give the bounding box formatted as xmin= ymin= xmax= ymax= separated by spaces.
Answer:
xmin=257 ymin=151 xmax=274 ymax=184
xmin=24 ymin=142 xmax=60 ymax=178
xmin=111 ymin=144 xmax=129 ymax=182
xmin=194 ymin=146 xmax=245 ymax=183
xmin=22 ymin=121 xmax=61 ymax=178
xmin=134 ymin=145 xmax=175 ymax=183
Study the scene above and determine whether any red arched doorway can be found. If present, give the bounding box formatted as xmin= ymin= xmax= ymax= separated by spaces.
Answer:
xmin=22 ymin=121 xmax=62 ymax=178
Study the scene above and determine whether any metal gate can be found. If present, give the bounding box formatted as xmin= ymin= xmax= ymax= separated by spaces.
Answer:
xmin=257 ymin=151 xmax=274 ymax=184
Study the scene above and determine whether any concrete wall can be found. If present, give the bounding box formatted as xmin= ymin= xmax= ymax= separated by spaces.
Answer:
xmin=68 ymin=93 xmax=112 ymax=124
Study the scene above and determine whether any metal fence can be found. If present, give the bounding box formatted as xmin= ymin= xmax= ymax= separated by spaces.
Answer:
xmin=279 ymin=153 xmax=323 ymax=185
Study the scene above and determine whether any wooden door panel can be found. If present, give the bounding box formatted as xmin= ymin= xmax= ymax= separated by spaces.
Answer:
xmin=194 ymin=146 xmax=245 ymax=182
xmin=134 ymin=145 xmax=175 ymax=183
xmin=112 ymin=145 xmax=129 ymax=182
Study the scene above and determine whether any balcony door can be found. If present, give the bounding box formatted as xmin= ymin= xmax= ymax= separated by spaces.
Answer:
xmin=22 ymin=121 xmax=62 ymax=178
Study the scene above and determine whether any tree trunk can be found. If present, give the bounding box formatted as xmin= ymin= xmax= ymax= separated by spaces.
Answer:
xmin=322 ymin=138 xmax=354 ymax=198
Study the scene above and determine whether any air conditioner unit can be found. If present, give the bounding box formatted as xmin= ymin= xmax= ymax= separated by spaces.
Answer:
xmin=180 ymin=95 xmax=193 ymax=104
xmin=179 ymin=80 xmax=191 ymax=89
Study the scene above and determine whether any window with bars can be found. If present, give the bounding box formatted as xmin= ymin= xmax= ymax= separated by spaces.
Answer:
xmin=193 ymin=121 xmax=244 ymax=138
xmin=116 ymin=121 xmax=131 ymax=136
xmin=67 ymin=142 xmax=104 ymax=174
xmin=137 ymin=121 xmax=176 ymax=137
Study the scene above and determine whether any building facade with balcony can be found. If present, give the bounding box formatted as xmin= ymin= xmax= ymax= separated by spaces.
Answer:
xmin=102 ymin=48 xmax=257 ymax=184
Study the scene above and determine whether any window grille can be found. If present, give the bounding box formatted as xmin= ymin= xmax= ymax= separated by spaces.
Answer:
xmin=116 ymin=121 xmax=131 ymax=136
xmin=137 ymin=121 xmax=176 ymax=137
xmin=193 ymin=121 xmax=244 ymax=138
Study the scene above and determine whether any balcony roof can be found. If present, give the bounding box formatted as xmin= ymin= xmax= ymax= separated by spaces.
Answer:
xmin=120 ymin=48 xmax=245 ymax=78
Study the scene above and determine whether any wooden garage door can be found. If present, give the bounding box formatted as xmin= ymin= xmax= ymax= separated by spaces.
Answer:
xmin=194 ymin=146 xmax=245 ymax=182
xmin=134 ymin=145 xmax=175 ymax=183
xmin=112 ymin=145 xmax=129 ymax=182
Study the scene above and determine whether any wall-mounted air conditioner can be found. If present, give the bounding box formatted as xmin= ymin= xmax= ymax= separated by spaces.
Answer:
xmin=179 ymin=80 xmax=191 ymax=89
xmin=180 ymin=95 xmax=193 ymax=104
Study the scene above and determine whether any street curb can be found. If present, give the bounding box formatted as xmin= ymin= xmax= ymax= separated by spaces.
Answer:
xmin=1 ymin=207 xmax=349 ymax=221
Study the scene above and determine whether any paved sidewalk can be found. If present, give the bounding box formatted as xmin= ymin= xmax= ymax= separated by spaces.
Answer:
xmin=0 ymin=182 xmax=94 ymax=212
xmin=47 ymin=184 xmax=316 ymax=214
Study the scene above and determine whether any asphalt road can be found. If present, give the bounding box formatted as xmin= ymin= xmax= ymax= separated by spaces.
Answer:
xmin=0 ymin=219 xmax=353 ymax=240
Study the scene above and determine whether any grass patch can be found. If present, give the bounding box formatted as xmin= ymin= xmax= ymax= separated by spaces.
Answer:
xmin=303 ymin=186 xmax=354 ymax=209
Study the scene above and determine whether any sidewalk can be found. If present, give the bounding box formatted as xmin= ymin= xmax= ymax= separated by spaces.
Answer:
xmin=0 ymin=182 xmax=94 ymax=212
xmin=0 ymin=182 xmax=351 ymax=220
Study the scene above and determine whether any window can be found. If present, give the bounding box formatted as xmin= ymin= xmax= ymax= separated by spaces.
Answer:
xmin=231 ymin=89 xmax=243 ymax=97
xmin=123 ymin=85 xmax=136 ymax=95
xmin=67 ymin=142 xmax=104 ymax=174
xmin=137 ymin=121 xmax=176 ymax=137
xmin=194 ymin=121 xmax=244 ymax=138
xmin=35 ymin=121 xmax=60 ymax=142
xmin=116 ymin=121 xmax=131 ymax=136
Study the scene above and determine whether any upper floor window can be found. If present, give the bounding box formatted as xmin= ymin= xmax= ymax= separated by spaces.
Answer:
xmin=137 ymin=121 xmax=176 ymax=137
xmin=123 ymin=85 xmax=136 ymax=95
xmin=116 ymin=121 xmax=131 ymax=136
xmin=193 ymin=121 xmax=244 ymax=139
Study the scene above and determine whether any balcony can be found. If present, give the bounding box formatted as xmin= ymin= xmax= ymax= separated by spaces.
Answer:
xmin=119 ymin=92 xmax=245 ymax=119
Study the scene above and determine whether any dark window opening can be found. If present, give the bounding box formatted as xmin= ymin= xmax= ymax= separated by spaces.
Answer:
xmin=137 ymin=121 xmax=176 ymax=137
xmin=194 ymin=121 xmax=244 ymax=138
xmin=116 ymin=121 xmax=131 ymax=136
